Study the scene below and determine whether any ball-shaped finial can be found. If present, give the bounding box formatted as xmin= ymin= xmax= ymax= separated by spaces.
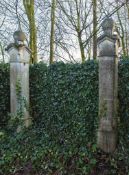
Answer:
xmin=102 ymin=17 xmax=115 ymax=36
xmin=13 ymin=30 xmax=26 ymax=45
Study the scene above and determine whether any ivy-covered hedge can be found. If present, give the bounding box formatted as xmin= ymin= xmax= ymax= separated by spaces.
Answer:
xmin=118 ymin=60 xmax=129 ymax=164
xmin=0 ymin=64 xmax=10 ymax=129
xmin=0 ymin=60 xmax=129 ymax=174
xmin=30 ymin=61 xmax=99 ymax=143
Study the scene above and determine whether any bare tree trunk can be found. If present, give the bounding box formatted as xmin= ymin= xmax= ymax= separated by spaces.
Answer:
xmin=0 ymin=42 xmax=4 ymax=62
xmin=76 ymin=0 xmax=85 ymax=63
xmin=93 ymin=0 xmax=97 ymax=59
xmin=23 ymin=0 xmax=37 ymax=63
xmin=125 ymin=31 xmax=129 ymax=57
xmin=126 ymin=0 xmax=129 ymax=18
xmin=50 ymin=0 xmax=56 ymax=64
xmin=78 ymin=33 xmax=85 ymax=63
xmin=88 ymin=42 xmax=91 ymax=60
xmin=117 ymin=8 xmax=126 ymax=57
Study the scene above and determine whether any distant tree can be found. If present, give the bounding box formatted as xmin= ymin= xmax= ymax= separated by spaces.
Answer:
xmin=126 ymin=0 xmax=129 ymax=18
xmin=23 ymin=0 xmax=37 ymax=63
xmin=50 ymin=0 xmax=56 ymax=64
xmin=58 ymin=0 xmax=93 ymax=63
xmin=93 ymin=0 xmax=97 ymax=59
xmin=0 ymin=42 xmax=5 ymax=62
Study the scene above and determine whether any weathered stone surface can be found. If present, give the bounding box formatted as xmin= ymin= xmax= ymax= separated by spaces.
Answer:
xmin=13 ymin=30 xmax=26 ymax=43
xmin=97 ymin=17 xmax=120 ymax=58
xmin=7 ymin=46 xmax=30 ymax=63
xmin=98 ymin=126 xmax=117 ymax=153
xmin=7 ymin=30 xmax=31 ymax=128
xmin=101 ymin=17 xmax=115 ymax=37
xmin=97 ymin=18 xmax=119 ymax=153
xmin=98 ymin=38 xmax=116 ymax=57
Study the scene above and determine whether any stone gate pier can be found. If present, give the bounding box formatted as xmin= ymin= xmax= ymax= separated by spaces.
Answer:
xmin=6 ymin=30 xmax=31 ymax=128
xmin=97 ymin=18 xmax=120 ymax=153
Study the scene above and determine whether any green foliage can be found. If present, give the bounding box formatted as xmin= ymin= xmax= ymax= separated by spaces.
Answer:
xmin=12 ymin=78 xmax=29 ymax=131
xmin=99 ymin=100 xmax=107 ymax=118
xmin=118 ymin=59 xmax=129 ymax=166
xmin=1 ymin=60 xmax=129 ymax=174
xmin=0 ymin=127 xmax=99 ymax=175
xmin=118 ymin=60 xmax=129 ymax=138
xmin=30 ymin=61 xmax=99 ymax=143
xmin=0 ymin=63 xmax=10 ymax=129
